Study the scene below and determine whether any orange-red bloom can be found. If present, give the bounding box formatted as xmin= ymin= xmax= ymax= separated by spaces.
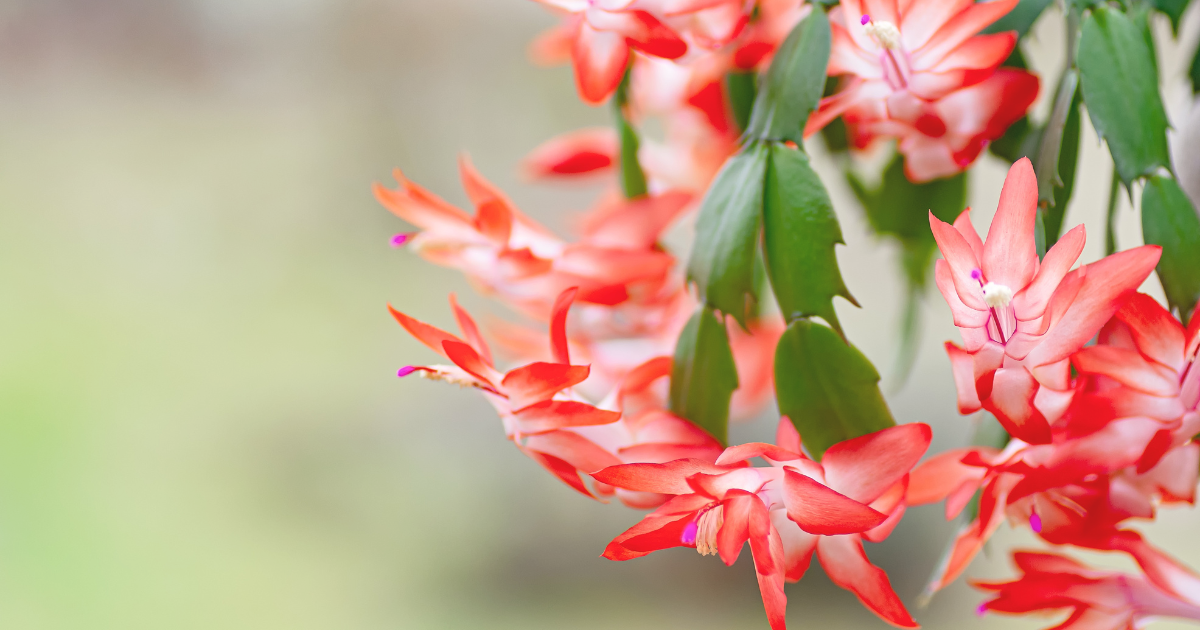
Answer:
xmin=598 ymin=421 xmax=931 ymax=628
xmin=391 ymin=288 xmax=732 ymax=505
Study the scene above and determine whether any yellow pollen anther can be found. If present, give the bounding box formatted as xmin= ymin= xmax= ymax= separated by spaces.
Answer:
xmin=982 ymin=282 xmax=1014 ymax=309
xmin=417 ymin=365 xmax=485 ymax=388
xmin=695 ymin=505 xmax=724 ymax=556
xmin=864 ymin=20 xmax=901 ymax=50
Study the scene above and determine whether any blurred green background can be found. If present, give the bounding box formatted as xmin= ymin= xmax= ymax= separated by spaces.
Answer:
xmin=3 ymin=1 xmax=1200 ymax=628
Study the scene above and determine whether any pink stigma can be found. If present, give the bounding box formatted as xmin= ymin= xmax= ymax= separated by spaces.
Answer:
xmin=1030 ymin=511 xmax=1043 ymax=533
xmin=391 ymin=233 xmax=414 ymax=247
xmin=397 ymin=366 xmax=417 ymax=378
xmin=681 ymin=521 xmax=699 ymax=545
xmin=861 ymin=14 xmax=871 ymax=25
xmin=970 ymin=268 xmax=983 ymax=281
xmin=976 ymin=603 xmax=988 ymax=617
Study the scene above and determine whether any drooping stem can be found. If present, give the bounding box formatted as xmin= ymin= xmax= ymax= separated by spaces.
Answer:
xmin=1033 ymin=4 xmax=1081 ymax=222
xmin=889 ymin=280 xmax=922 ymax=392
xmin=1105 ymin=165 xmax=1121 ymax=255
xmin=1034 ymin=69 xmax=1078 ymax=208
xmin=725 ymin=71 xmax=758 ymax=134
xmin=613 ymin=66 xmax=649 ymax=199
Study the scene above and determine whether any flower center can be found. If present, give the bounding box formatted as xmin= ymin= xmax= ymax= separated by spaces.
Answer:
xmin=862 ymin=18 xmax=901 ymax=49
xmin=682 ymin=504 xmax=724 ymax=556
xmin=861 ymin=15 xmax=908 ymax=90
xmin=981 ymin=282 xmax=1013 ymax=309
xmin=972 ymin=269 xmax=1016 ymax=344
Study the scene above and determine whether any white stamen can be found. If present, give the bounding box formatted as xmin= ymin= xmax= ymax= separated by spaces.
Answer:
xmin=417 ymin=365 xmax=484 ymax=388
xmin=695 ymin=505 xmax=724 ymax=556
xmin=982 ymin=282 xmax=1014 ymax=309
xmin=864 ymin=20 xmax=901 ymax=50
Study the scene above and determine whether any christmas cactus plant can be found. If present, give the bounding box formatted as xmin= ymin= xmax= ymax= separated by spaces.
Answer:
xmin=381 ymin=0 xmax=1200 ymax=627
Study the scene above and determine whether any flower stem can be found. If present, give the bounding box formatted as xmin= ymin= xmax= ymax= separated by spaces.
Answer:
xmin=1105 ymin=165 xmax=1120 ymax=255
xmin=613 ymin=67 xmax=648 ymax=199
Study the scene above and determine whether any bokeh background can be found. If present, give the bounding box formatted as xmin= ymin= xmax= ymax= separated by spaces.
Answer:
xmin=4 ymin=1 xmax=1200 ymax=628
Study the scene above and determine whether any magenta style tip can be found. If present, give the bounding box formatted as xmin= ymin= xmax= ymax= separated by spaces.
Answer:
xmin=861 ymin=14 xmax=871 ymax=25
xmin=391 ymin=233 xmax=413 ymax=247
xmin=681 ymin=521 xmax=698 ymax=545
xmin=397 ymin=366 xmax=418 ymax=378
xmin=976 ymin=603 xmax=988 ymax=617
xmin=970 ymin=268 xmax=983 ymax=281
xmin=1030 ymin=512 xmax=1043 ymax=533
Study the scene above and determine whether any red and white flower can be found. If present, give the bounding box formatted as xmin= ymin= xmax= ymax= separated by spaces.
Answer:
xmin=805 ymin=0 xmax=1039 ymax=181
xmin=930 ymin=158 xmax=1161 ymax=444
xmin=977 ymin=551 xmax=1200 ymax=629
xmin=530 ymin=0 xmax=690 ymax=104
xmin=597 ymin=420 xmax=931 ymax=628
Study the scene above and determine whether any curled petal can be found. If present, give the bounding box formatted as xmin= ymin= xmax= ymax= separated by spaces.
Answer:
xmin=818 ymin=535 xmax=918 ymax=628
xmin=1012 ymin=224 xmax=1086 ymax=321
xmin=821 ymin=423 xmax=933 ymax=504
xmin=603 ymin=494 xmax=711 ymax=560
xmin=1111 ymin=533 xmax=1200 ymax=606
xmin=1114 ymin=293 xmax=1187 ymax=372
xmin=587 ymin=8 xmax=687 ymax=59
xmin=389 ymin=305 xmax=463 ymax=359
xmin=783 ymin=469 xmax=887 ymax=535
xmin=522 ymin=127 xmax=617 ymax=179
xmin=449 ymin=294 xmax=493 ymax=366
xmin=981 ymin=157 xmax=1038 ymax=292
xmin=1025 ymin=245 xmax=1162 ymax=369
xmin=908 ymin=447 xmax=991 ymax=506
xmin=525 ymin=430 xmax=621 ymax=474
xmin=945 ymin=341 xmax=983 ymax=414
xmin=514 ymin=400 xmax=621 ymax=434
xmin=717 ymin=442 xmax=805 ymax=466
xmin=528 ymin=23 xmax=574 ymax=66
xmin=593 ymin=459 xmax=731 ymax=494
xmin=718 ymin=490 xmax=756 ymax=566
xmin=952 ymin=209 xmax=985 ymax=260
xmin=776 ymin=416 xmax=803 ymax=454
xmin=549 ymin=287 xmax=579 ymax=365
xmin=924 ymin=32 xmax=1014 ymax=76
xmin=1071 ymin=346 xmax=1180 ymax=397
xmin=935 ymin=260 xmax=989 ymax=329
xmin=443 ymin=340 xmax=501 ymax=388
xmin=573 ymin=22 xmax=629 ymax=104
xmin=911 ymin=0 xmax=1019 ymax=69
xmin=748 ymin=498 xmax=788 ymax=630
xmin=984 ymin=366 xmax=1052 ymax=445
xmin=898 ymin=0 xmax=973 ymax=51
xmin=930 ymin=212 xmax=987 ymax=311
xmin=519 ymin=444 xmax=596 ymax=498
xmin=770 ymin=508 xmax=818 ymax=582
xmin=501 ymin=362 xmax=590 ymax=410
xmin=374 ymin=170 xmax=473 ymax=234
xmin=687 ymin=468 xmax=766 ymax=499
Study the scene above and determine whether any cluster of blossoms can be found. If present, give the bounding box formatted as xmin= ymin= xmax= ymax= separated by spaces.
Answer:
xmin=381 ymin=0 xmax=1200 ymax=628
xmin=912 ymin=158 xmax=1200 ymax=626
xmin=807 ymin=0 xmax=1038 ymax=181
xmin=526 ymin=0 xmax=1039 ymax=187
